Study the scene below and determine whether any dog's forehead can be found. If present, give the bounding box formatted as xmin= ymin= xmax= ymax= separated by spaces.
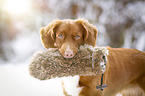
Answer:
xmin=59 ymin=20 xmax=80 ymax=30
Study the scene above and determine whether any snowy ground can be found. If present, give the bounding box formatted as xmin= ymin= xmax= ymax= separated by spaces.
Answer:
xmin=0 ymin=63 xmax=122 ymax=96
xmin=0 ymin=63 xmax=64 ymax=96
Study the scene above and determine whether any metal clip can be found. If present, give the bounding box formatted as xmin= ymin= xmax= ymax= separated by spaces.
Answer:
xmin=96 ymin=84 xmax=107 ymax=91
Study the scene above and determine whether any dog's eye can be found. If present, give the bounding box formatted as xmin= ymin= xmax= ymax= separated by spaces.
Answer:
xmin=75 ymin=35 xmax=80 ymax=39
xmin=58 ymin=34 xmax=64 ymax=38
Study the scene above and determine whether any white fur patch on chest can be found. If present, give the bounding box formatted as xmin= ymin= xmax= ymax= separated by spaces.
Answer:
xmin=62 ymin=75 xmax=82 ymax=96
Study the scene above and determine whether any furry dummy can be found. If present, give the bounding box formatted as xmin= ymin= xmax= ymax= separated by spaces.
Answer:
xmin=29 ymin=44 xmax=109 ymax=80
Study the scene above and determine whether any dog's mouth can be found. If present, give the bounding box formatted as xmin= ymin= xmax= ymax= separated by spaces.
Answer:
xmin=63 ymin=55 xmax=75 ymax=59
xmin=58 ymin=50 xmax=80 ymax=59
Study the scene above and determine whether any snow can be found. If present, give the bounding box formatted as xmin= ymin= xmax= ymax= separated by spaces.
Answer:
xmin=3 ymin=32 xmax=44 ymax=64
xmin=136 ymin=32 xmax=145 ymax=51
xmin=0 ymin=63 xmax=64 ymax=96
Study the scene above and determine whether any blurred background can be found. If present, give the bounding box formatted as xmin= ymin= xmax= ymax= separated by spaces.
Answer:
xmin=0 ymin=0 xmax=145 ymax=96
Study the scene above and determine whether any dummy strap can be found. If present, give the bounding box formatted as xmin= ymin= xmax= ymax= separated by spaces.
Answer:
xmin=96 ymin=73 xmax=107 ymax=91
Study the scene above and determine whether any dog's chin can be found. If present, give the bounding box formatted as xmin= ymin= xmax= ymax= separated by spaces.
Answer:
xmin=63 ymin=55 xmax=75 ymax=59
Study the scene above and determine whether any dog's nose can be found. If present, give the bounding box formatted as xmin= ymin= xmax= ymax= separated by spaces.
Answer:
xmin=64 ymin=50 xmax=74 ymax=58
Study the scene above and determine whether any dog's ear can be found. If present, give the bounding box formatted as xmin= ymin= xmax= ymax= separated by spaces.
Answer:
xmin=40 ymin=20 xmax=61 ymax=48
xmin=75 ymin=18 xmax=98 ymax=47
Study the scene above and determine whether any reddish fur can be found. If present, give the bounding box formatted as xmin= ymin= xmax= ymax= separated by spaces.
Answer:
xmin=40 ymin=19 xmax=145 ymax=96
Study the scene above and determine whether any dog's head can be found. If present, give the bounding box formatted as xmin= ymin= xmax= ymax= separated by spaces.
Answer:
xmin=40 ymin=18 xmax=98 ymax=58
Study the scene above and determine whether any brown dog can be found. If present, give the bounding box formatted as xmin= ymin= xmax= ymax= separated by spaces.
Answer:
xmin=40 ymin=18 xmax=145 ymax=96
